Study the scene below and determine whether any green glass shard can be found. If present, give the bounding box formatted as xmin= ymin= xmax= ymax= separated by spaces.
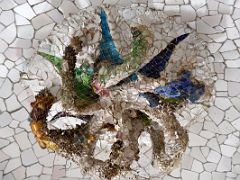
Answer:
xmin=37 ymin=51 xmax=63 ymax=71
xmin=74 ymin=64 xmax=98 ymax=104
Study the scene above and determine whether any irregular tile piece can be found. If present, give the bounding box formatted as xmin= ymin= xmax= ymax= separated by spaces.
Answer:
xmin=215 ymin=80 xmax=227 ymax=91
xmin=0 ymin=39 xmax=8 ymax=53
xmin=220 ymin=145 xmax=236 ymax=157
xmin=35 ymin=23 xmax=55 ymax=40
xmin=2 ymin=142 xmax=20 ymax=158
xmin=233 ymin=152 xmax=240 ymax=164
xmin=207 ymin=138 xmax=220 ymax=152
xmin=75 ymin=0 xmax=91 ymax=9
xmin=164 ymin=5 xmax=180 ymax=16
xmin=8 ymin=68 xmax=20 ymax=83
xmin=224 ymin=134 xmax=240 ymax=147
xmin=232 ymin=118 xmax=240 ymax=131
xmin=228 ymin=82 xmax=240 ymax=96
xmin=0 ymin=126 xmax=14 ymax=138
xmin=208 ymin=43 xmax=221 ymax=53
xmin=215 ymin=97 xmax=232 ymax=110
xmin=66 ymin=168 xmax=83 ymax=177
xmin=15 ymin=14 xmax=30 ymax=25
xmin=14 ymin=131 xmax=32 ymax=150
xmin=28 ymin=0 xmax=44 ymax=5
xmin=222 ymin=50 xmax=239 ymax=60
xmin=14 ymin=3 xmax=36 ymax=20
xmin=148 ymin=1 xmax=164 ymax=10
xmin=0 ymin=24 xmax=16 ymax=44
xmin=39 ymin=153 xmax=55 ymax=167
xmin=190 ymin=0 xmax=206 ymax=9
xmin=220 ymin=15 xmax=234 ymax=28
xmin=4 ymin=158 xmax=21 ymax=174
xmin=0 ymin=79 xmax=13 ymax=99
xmin=54 ymin=155 xmax=66 ymax=165
xmin=191 ymin=160 xmax=204 ymax=173
xmin=197 ymin=19 xmax=219 ymax=34
xmin=182 ymin=169 xmax=198 ymax=180
xmin=208 ymin=33 xmax=227 ymax=42
xmin=226 ymin=27 xmax=240 ymax=39
xmin=52 ymin=165 xmax=66 ymax=179
xmin=2 ymin=173 xmax=15 ymax=180
xmin=33 ymin=2 xmax=54 ymax=14
xmin=4 ymin=48 xmax=22 ymax=61
xmin=6 ymin=95 xmax=21 ymax=112
xmin=18 ymin=25 xmax=34 ymax=39
xmin=196 ymin=5 xmax=208 ymax=17
xmin=47 ymin=9 xmax=64 ymax=24
xmin=202 ymin=14 xmax=222 ymax=27
xmin=0 ymin=0 xmax=17 ymax=10
xmin=181 ymin=5 xmax=196 ymax=22
xmin=208 ymin=106 xmax=224 ymax=125
xmin=26 ymin=163 xmax=42 ymax=176
xmin=0 ymin=10 xmax=14 ymax=26
xmin=225 ymin=68 xmax=240 ymax=82
xmin=12 ymin=166 xmax=26 ymax=180
xmin=226 ymin=59 xmax=240 ymax=68
xmin=189 ymin=133 xmax=207 ymax=146
xmin=21 ymin=148 xmax=38 ymax=166
xmin=207 ymin=150 xmax=221 ymax=163
xmin=218 ymin=121 xmax=234 ymax=134
xmin=0 ymin=65 xmax=8 ymax=78
xmin=59 ymin=0 xmax=78 ymax=17
xmin=200 ymin=171 xmax=211 ymax=180
xmin=212 ymin=172 xmax=226 ymax=180
xmin=218 ymin=3 xmax=233 ymax=14
xmin=10 ymin=38 xmax=32 ymax=48
xmin=165 ymin=0 xmax=184 ymax=4
xmin=0 ymin=112 xmax=12 ymax=127
xmin=32 ymin=14 xmax=53 ymax=29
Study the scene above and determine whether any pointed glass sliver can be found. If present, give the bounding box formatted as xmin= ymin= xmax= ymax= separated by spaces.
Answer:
xmin=99 ymin=8 xmax=123 ymax=65
xmin=37 ymin=51 xmax=63 ymax=71
xmin=138 ymin=33 xmax=189 ymax=79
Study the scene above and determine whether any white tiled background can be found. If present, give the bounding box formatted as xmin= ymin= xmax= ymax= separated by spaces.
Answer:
xmin=0 ymin=0 xmax=240 ymax=179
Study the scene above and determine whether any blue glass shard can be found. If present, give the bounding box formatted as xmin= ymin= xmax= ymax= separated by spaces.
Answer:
xmin=139 ymin=92 xmax=160 ymax=107
xmin=138 ymin=33 xmax=189 ymax=79
xmin=113 ymin=73 xmax=138 ymax=87
xmin=99 ymin=9 xmax=123 ymax=65
xmin=129 ymin=73 xmax=138 ymax=81
xmin=154 ymin=71 xmax=205 ymax=103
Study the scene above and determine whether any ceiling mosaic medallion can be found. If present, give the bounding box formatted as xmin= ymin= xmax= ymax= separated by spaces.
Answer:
xmin=23 ymin=5 xmax=215 ymax=179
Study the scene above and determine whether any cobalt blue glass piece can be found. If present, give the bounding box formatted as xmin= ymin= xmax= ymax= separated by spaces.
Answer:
xmin=99 ymin=9 xmax=123 ymax=65
xmin=154 ymin=71 xmax=205 ymax=103
xmin=138 ymin=33 xmax=189 ymax=79
xmin=139 ymin=92 xmax=160 ymax=107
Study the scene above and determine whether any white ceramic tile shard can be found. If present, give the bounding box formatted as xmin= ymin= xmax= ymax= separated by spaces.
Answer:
xmin=59 ymin=0 xmax=79 ymax=17
xmin=188 ymin=133 xmax=207 ymax=146
xmin=0 ymin=23 xmax=16 ymax=44
xmin=75 ymin=0 xmax=91 ymax=9
xmin=15 ymin=14 xmax=30 ymax=25
xmin=196 ymin=19 xmax=220 ymax=34
xmin=226 ymin=27 xmax=240 ymax=40
xmin=4 ymin=158 xmax=21 ymax=174
xmin=0 ymin=10 xmax=15 ymax=26
xmin=2 ymin=142 xmax=20 ymax=158
xmin=0 ymin=39 xmax=8 ymax=53
xmin=14 ymin=3 xmax=36 ymax=20
xmin=0 ymin=112 xmax=12 ymax=127
xmin=21 ymin=148 xmax=38 ymax=166
xmin=181 ymin=5 xmax=196 ymax=22
xmin=17 ymin=25 xmax=34 ymax=39
xmin=33 ymin=2 xmax=54 ymax=14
